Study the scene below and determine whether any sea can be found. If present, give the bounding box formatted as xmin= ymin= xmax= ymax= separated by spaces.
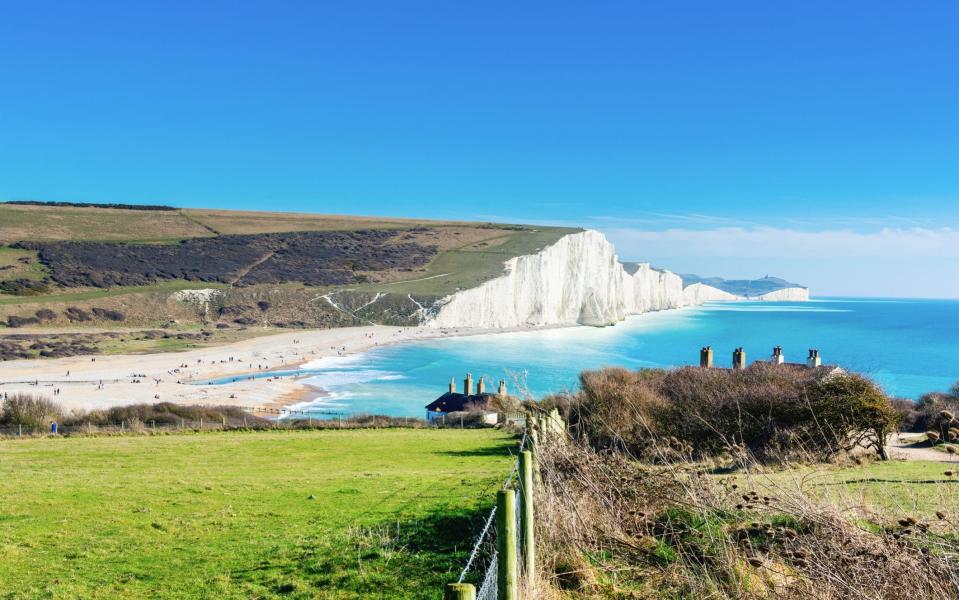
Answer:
xmin=206 ymin=298 xmax=959 ymax=417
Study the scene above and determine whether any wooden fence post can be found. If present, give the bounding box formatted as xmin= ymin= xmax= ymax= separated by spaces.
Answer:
xmin=496 ymin=489 xmax=518 ymax=600
xmin=444 ymin=582 xmax=475 ymax=599
xmin=519 ymin=450 xmax=535 ymax=580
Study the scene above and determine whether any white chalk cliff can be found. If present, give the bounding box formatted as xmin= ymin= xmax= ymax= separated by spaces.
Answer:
xmin=749 ymin=287 xmax=810 ymax=301
xmin=426 ymin=229 xmax=809 ymax=329
xmin=427 ymin=230 xmax=630 ymax=328
xmin=682 ymin=282 xmax=740 ymax=304
xmin=682 ymin=283 xmax=809 ymax=304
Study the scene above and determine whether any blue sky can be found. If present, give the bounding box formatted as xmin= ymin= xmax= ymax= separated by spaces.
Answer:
xmin=1 ymin=2 xmax=957 ymax=297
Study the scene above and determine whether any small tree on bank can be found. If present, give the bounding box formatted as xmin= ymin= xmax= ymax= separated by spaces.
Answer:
xmin=1 ymin=394 xmax=62 ymax=429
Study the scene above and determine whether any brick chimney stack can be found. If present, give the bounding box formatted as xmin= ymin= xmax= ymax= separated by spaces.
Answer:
xmin=732 ymin=347 xmax=747 ymax=370
xmin=807 ymin=349 xmax=821 ymax=368
xmin=498 ymin=379 xmax=507 ymax=396
xmin=699 ymin=346 xmax=713 ymax=368
xmin=771 ymin=346 xmax=784 ymax=365
xmin=464 ymin=373 xmax=473 ymax=395
xmin=449 ymin=377 xmax=456 ymax=393
xmin=476 ymin=377 xmax=485 ymax=395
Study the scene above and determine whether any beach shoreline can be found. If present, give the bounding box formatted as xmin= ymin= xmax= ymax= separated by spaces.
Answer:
xmin=0 ymin=323 xmax=571 ymax=414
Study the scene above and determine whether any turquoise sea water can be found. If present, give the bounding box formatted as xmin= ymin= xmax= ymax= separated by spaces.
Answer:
xmin=210 ymin=298 xmax=959 ymax=417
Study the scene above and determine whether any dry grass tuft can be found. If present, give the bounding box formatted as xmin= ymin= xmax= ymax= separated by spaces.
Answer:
xmin=535 ymin=437 xmax=959 ymax=599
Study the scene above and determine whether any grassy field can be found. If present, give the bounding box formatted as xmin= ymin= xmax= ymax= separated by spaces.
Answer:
xmin=0 ymin=429 xmax=515 ymax=599
xmin=732 ymin=457 xmax=959 ymax=521
xmin=0 ymin=205 xmax=216 ymax=244
xmin=0 ymin=280 xmax=232 ymax=306
xmin=0 ymin=247 xmax=47 ymax=282
xmin=179 ymin=208 xmax=466 ymax=235
xmin=0 ymin=204 xmax=468 ymax=244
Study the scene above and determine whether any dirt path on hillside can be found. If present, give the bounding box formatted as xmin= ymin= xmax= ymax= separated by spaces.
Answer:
xmin=230 ymin=250 xmax=276 ymax=284
xmin=886 ymin=433 xmax=955 ymax=462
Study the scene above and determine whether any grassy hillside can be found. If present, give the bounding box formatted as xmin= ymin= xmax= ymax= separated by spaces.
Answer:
xmin=0 ymin=204 xmax=216 ymax=243
xmin=0 ymin=429 xmax=514 ymax=599
xmin=0 ymin=203 xmax=578 ymax=339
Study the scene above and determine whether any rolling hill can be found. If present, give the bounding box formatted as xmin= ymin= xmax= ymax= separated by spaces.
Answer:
xmin=0 ymin=202 xmax=577 ymax=357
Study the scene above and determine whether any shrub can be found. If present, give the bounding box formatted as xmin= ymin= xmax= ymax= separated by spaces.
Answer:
xmin=908 ymin=392 xmax=959 ymax=435
xmin=1 ymin=394 xmax=62 ymax=428
xmin=550 ymin=364 xmax=900 ymax=462
xmin=64 ymin=307 xmax=92 ymax=322
xmin=62 ymin=403 xmax=269 ymax=427
xmin=35 ymin=308 xmax=56 ymax=322
xmin=6 ymin=315 xmax=41 ymax=328
xmin=91 ymin=308 xmax=125 ymax=321
xmin=0 ymin=278 xmax=51 ymax=296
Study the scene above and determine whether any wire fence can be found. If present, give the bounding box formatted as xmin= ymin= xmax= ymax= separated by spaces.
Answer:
xmin=453 ymin=431 xmax=529 ymax=599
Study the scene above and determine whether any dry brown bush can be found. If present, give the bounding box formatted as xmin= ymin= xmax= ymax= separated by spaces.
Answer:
xmin=535 ymin=438 xmax=959 ymax=599
xmin=0 ymin=393 xmax=62 ymax=428
xmin=546 ymin=365 xmax=899 ymax=462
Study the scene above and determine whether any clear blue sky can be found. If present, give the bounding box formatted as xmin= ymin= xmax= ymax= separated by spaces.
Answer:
xmin=1 ymin=2 xmax=957 ymax=297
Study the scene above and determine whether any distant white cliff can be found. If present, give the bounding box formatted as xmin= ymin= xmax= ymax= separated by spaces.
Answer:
xmin=682 ymin=283 xmax=810 ymax=304
xmin=749 ymin=287 xmax=810 ymax=301
xmin=682 ymin=282 xmax=740 ymax=304
xmin=426 ymin=229 xmax=807 ymax=329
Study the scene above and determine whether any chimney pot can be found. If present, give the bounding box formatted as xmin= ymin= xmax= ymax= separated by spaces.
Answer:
xmin=699 ymin=346 xmax=714 ymax=368
xmin=732 ymin=347 xmax=747 ymax=370
xmin=771 ymin=346 xmax=784 ymax=365
xmin=807 ymin=349 xmax=822 ymax=368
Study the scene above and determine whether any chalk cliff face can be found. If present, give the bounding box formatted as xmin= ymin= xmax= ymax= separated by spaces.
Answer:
xmin=682 ymin=283 xmax=810 ymax=304
xmin=682 ymin=283 xmax=740 ymax=304
xmin=623 ymin=263 xmax=686 ymax=313
xmin=427 ymin=230 xmax=631 ymax=328
xmin=426 ymin=229 xmax=808 ymax=329
xmin=752 ymin=287 xmax=810 ymax=301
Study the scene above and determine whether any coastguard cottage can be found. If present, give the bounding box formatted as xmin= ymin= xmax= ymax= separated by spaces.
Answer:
xmin=425 ymin=373 xmax=506 ymax=424
xmin=698 ymin=345 xmax=845 ymax=378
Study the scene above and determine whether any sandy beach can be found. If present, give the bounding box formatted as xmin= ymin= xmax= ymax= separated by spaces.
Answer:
xmin=0 ymin=325 xmax=492 ymax=414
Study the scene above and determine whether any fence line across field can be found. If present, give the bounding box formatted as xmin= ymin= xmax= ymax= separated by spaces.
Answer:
xmin=0 ymin=410 xmax=527 ymax=439
xmin=446 ymin=410 xmax=561 ymax=600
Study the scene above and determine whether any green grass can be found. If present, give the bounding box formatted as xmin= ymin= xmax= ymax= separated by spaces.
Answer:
xmin=0 ymin=205 xmax=215 ymax=244
xmin=0 ymin=280 xmax=230 ymax=306
xmin=735 ymin=458 xmax=959 ymax=520
xmin=0 ymin=247 xmax=47 ymax=283
xmin=0 ymin=429 xmax=515 ymax=599
xmin=362 ymin=226 xmax=580 ymax=296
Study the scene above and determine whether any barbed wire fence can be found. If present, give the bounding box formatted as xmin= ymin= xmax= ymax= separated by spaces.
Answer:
xmin=445 ymin=408 xmax=565 ymax=600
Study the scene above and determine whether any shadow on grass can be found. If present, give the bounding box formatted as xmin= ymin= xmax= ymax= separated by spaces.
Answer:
xmin=438 ymin=445 xmax=517 ymax=458
xmin=814 ymin=478 xmax=959 ymax=486
xmin=229 ymin=505 xmax=496 ymax=598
